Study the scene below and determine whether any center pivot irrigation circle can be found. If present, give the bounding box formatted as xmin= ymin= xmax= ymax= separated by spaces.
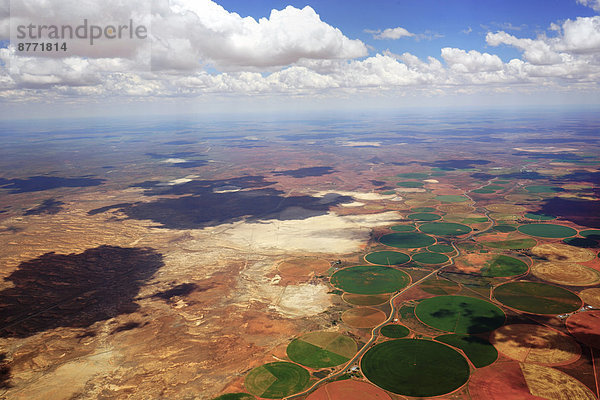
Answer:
xmin=415 ymin=295 xmax=505 ymax=334
xmin=244 ymin=362 xmax=309 ymax=399
xmin=379 ymin=232 xmax=436 ymax=249
xmin=286 ymin=331 xmax=357 ymax=369
xmin=361 ymin=339 xmax=470 ymax=397
xmin=494 ymin=281 xmax=582 ymax=315
xmin=517 ymin=223 xmax=577 ymax=238
xmin=493 ymin=281 xmax=582 ymax=315
xmin=330 ymin=265 xmax=410 ymax=294
xmin=419 ymin=222 xmax=472 ymax=236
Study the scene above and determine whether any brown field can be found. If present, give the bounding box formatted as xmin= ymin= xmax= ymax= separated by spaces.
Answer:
xmin=278 ymin=257 xmax=331 ymax=278
xmin=305 ymin=380 xmax=392 ymax=400
xmin=454 ymin=252 xmax=491 ymax=274
xmin=531 ymin=262 xmax=600 ymax=286
xmin=531 ymin=244 xmax=596 ymax=263
xmin=521 ymin=363 xmax=597 ymax=400
xmin=341 ymin=307 xmax=387 ymax=329
xmin=580 ymin=288 xmax=600 ymax=308
xmin=437 ymin=204 xmax=474 ymax=213
xmin=405 ymin=199 xmax=439 ymax=207
xmin=469 ymin=361 xmax=544 ymax=399
xmin=566 ymin=311 xmax=600 ymax=349
xmin=490 ymin=324 xmax=581 ymax=366
xmin=342 ymin=293 xmax=390 ymax=306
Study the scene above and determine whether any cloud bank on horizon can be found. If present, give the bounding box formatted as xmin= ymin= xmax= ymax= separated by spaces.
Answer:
xmin=0 ymin=0 xmax=599 ymax=106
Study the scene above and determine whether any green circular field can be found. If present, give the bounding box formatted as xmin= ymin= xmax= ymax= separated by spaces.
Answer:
xmin=493 ymin=282 xmax=582 ymax=315
xmin=408 ymin=212 xmax=441 ymax=221
xmin=390 ymin=224 xmax=415 ymax=232
xmin=244 ymin=362 xmax=309 ymax=399
xmin=526 ymin=185 xmax=562 ymax=193
xmin=581 ymin=230 xmax=600 ymax=240
xmin=361 ymin=339 xmax=470 ymax=397
xmin=330 ymin=265 xmax=410 ymax=294
xmin=435 ymin=334 xmax=498 ymax=368
xmin=420 ymin=222 xmax=472 ymax=236
xmin=493 ymin=225 xmax=517 ymax=233
xmin=415 ymin=295 xmax=505 ymax=334
xmin=428 ymin=244 xmax=455 ymax=253
xmin=524 ymin=212 xmax=556 ymax=221
xmin=436 ymin=195 xmax=469 ymax=203
xmin=481 ymin=255 xmax=528 ymax=277
xmin=412 ymin=252 xmax=450 ymax=264
xmin=380 ymin=324 xmax=410 ymax=338
xmin=397 ymin=181 xmax=424 ymax=188
xmin=379 ymin=232 xmax=436 ymax=248
xmin=364 ymin=251 xmax=410 ymax=265
xmin=286 ymin=332 xmax=356 ymax=369
xmin=397 ymin=173 xmax=429 ymax=179
xmin=213 ymin=394 xmax=255 ymax=400
xmin=563 ymin=237 xmax=599 ymax=248
xmin=518 ymin=224 xmax=577 ymax=238
xmin=411 ymin=207 xmax=436 ymax=212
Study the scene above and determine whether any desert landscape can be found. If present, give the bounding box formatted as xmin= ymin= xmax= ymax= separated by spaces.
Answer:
xmin=0 ymin=111 xmax=598 ymax=399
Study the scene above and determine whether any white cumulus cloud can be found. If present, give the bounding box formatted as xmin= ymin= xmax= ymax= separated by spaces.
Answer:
xmin=367 ymin=26 xmax=414 ymax=40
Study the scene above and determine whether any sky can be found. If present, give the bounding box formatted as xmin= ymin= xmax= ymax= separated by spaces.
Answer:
xmin=0 ymin=0 xmax=599 ymax=119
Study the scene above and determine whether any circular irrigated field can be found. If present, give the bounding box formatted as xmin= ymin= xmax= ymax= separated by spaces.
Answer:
xmin=245 ymin=362 xmax=309 ymax=399
xmin=419 ymin=279 xmax=461 ymax=295
xmin=566 ymin=311 xmax=600 ymax=349
xmin=380 ymin=324 xmax=409 ymax=338
xmin=420 ymin=222 xmax=472 ymax=236
xmin=531 ymin=262 xmax=600 ymax=286
xmin=398 ymin=173 xmax=429 ymax=179
xmin=379 ymin=232 xmax=436 ymax=248
xmin=481 ymin=238 xmax=537 ymax=250
xmin=436 ymin=334 xmax=498 ymax=368
xmin=563 ymin=237 xmax=599 ymax=248
xmin=526 ymin=185 xmax=562 ymax=193
xmin=428 ymin=244 xmax=455 ymax=253
xmin=330 ymin=266 xmax=410 ymax=294
xmin=412 ymin=252 xmax=449 ymax=264
xmin=493 ymin=281 xmax=582 ymax=315
xmin=397 ymin=181 xmax=424 ymax=188
xmin=361 ymin=339 xmax=470 ymax=397
xmin=364 ymin=251 xmax=410 ymax=266
xmin=518 ymin=224 xmax=577 ymax=238
xmin=531 ymin=243 xmax=595 ymax=262
xmin=287 ymin=332 xmax=357 ymax=369
xmin=415 ymin=295 xmax=505 ymax=334
xmin=486 ymin=204 xmax=526 ymax=214
xmin=278 ymin=258 xmax=331 ymax=277
xmin=342 ymin=293 xmax=389 ymax=306
xmin=408 ymin=212 xmax=441 ymax=221
xmin=306 ymin=380 xmax=392 ymax=400
xmin=581 ymin=229 xmax=600 ymax=239
xmin=436 ymin=195 xmax=469 ymax=203
xmin=490 ymin=324 xmax=581 ymax=365
xmin=524 ymin=212 xmax=556 ymax=221
xmin=580 ymin=288 xmax=600 ymax=308
xmin=481 ymin=255 xmax=528 ymax=277
xmin=389 ymin=224 xmax=415 ymax=232
xmin=341 ymin=307 xmax=386 ymax=328
xmin=412 ymin=207 xmax=436 ymax=212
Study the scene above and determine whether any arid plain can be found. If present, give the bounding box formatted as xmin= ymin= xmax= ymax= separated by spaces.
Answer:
xmin=0 ymin=111 xmax=599 ymax=400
